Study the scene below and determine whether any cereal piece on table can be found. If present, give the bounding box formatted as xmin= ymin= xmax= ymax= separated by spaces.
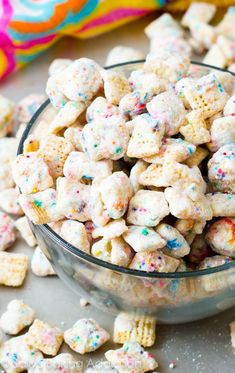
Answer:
xmin=129 ymin=160 xmax=148 ymax=193
xmin=183 ymin=73 xmax=229 ymax=119
xmin=180 ymin=109 xmax=211 ymax=145
xmin=144 ymin=138 xmax=196 ymax=165
xmin=150 ymin=36 xmax=192 ymax=58
xmin=0 ymin=335 xmax=43 ymax=373
xmin=105 ymin=46 xmax=144 ymax=66
xmin=86 ymin=97 xmax=119 ymax=122
xmin=174 ymin=218 xmax=194 ymax=236
xmin=31 ymin=246 xmax=56 ymax=277
xmin=184 ymin=147 xmax=209 ymax=168
xmin=58 ymin=58 xmax=103 ymax=104
xmin=102 ymin=70 xmax=131 ymax=105
xmin=39 ymin=134 xmax=74 ymax=179
xmin=16 ymin=94 xmax=46 ymax=124
xmin=63 ymin=151 xmax=112 ymax=183
xmin=19 ymin=188 xmax=63 ymax=225
xmin=30 ymin=353 xmax=80 ymax=373
xmin=208 ymin=144 xmax=235 ymax=193
xmin=203 ymin=45 xmax=227 ymax=69
xmin=216 ymin=7 xmax=235 ymax=41
xmin=224 ymin=95 xmax=235 ymax=116
xmin=81 ymin=115 xmax=129 ymax=161
xmin=89 ymin=180 xmax=110 ymax=227
xmin=0 ymin=187 xmax=23 ymax=215
xmin=144 ymin=50 xmax=190 ymax=83
xmin=0 ymin=252 xmax=28 ymax=287
xmin=119 ymin=90 xmax=153 ymax=117
xmin=92 ymin=237 xmax=134 ymax=266
xmin=163 ymin=161 xmax=206 ymax=201
xmin=147 ymin=91 xmax=186 ymax=136
xmin=189 ymin=22 xmax=216 ymax=49
xmin=48 ymin=101 xmax=86 ymax=134
xmin=113 ymin=312 xmax=156 ymax=347
xmin=127 ymin=113 xmax=165 ymax=158
xmin=56 ymin=177 xmax=90 ymax=221
xmin=0 ymin=95 xmax=15 ymax=137
xmin=123 ymin=225 xmax=166 ymax=252
xmin=92 ymin=219 xmax=128 ymax=240
xmin=165 ymin=187 xmax=213 ymax=221
xmin=25 ymin=319 xmax=63 ymax=356
xmin=129 ymin=69 xmax=166 ymax=96
xmin=13 ymin=152 xmax=53 ymax=194
xmin=0 ymin=300 xmax=35 ymax=335
xmin=127 ymin=190 xmax=169 ymax=227
xmin=156 ymin=223 xmax=190 ymax=258
xmin=145 ymin=13 xmax=183 ymax=40
xmin=187 ymin=234 xmax=212 ymax=264
xmin=98 ymin=172 xmax=133 ymax=220
xmin=46 ymin=72 xmax=68 ymax=109
xmin=105 ymin=341 xmax=158 ymax=373
xmin=60 ymin=220 xmax=90 ymax=253
xmin=48 ymin=58 xmax=72 ymax=76
xmin=64 ymin=318 xmax=110 ymax=354
xmin=205 ymin=218 xmax=235 ymax=256
xmin=208 ymin=116 xmax=235 ymax=152
xmin=230 ymin=321 xmax=235 ymax=348
xmin=139 ymin=164 xmax=169 ymax=188
xmin=64 ymin=125 xmax=84 ymax=151
xmin=15 ymin=216 xmax=37 ymax=247
xmin=28 ymin=353 xmax=78 ymax=373
xmin=0 ymin=163 xmax=15 ymax=191
xmin=130 ymin=250 xmax=180 ymax=273
xmin=181 ymin=2 xmax=216 ymax=28
xmin=23 ymin=134 xmax=40 ymax=153
xmin=0 ymin=212 xmax=16 ymax=251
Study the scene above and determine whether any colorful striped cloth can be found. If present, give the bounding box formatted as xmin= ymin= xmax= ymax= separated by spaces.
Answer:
xmin=0 ymin=0 xmax=233 ymax=81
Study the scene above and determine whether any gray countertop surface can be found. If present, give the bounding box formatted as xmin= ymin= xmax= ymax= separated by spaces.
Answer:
xmin=1 ymin=14 xmax=235 ymax=373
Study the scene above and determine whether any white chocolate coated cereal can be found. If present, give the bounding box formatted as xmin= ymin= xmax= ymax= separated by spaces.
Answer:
xmin=31 ymin=246 xmax=56 ymax=277
xmin=105 ymin=341 xmax=158 ymax=373
xmin=123 ymin=225 xmax=166 ymax=252
xmin=64 ymin=318 xmax=110 ymax=354
xmin=127 ymin=190 xmax=169 ymax=227
xmin=0 ymin=300 xmax=35 ymax=335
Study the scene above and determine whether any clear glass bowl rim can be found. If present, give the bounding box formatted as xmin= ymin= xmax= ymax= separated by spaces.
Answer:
xmin=17 ymin=59 xmax=235 ymax=279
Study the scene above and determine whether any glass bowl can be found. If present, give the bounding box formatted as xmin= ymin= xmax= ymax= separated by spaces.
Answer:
xmin=18 ymin=61 xmax=235 ymax=324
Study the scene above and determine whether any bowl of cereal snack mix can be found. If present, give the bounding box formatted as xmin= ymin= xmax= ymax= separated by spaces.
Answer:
xmin=14 ymin=56 xmax=235 ymax=324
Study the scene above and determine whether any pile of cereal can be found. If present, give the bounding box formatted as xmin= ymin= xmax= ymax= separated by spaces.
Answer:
xmin=0 ymin=3 xmax=233 ymax=283
xmin=1 ymin=3 xmax=235 ymax=371
xmin=12 ymin=50 xmax=235 ymax=275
